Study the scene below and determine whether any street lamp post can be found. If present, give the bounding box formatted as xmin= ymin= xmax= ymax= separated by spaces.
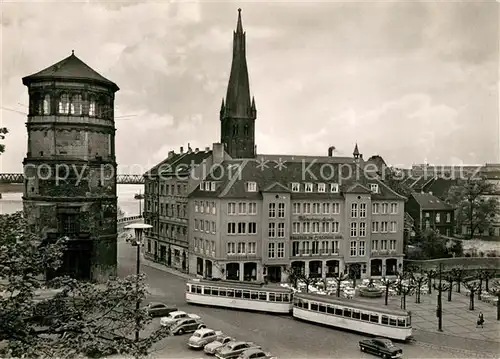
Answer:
xmin=124 ymin=223 xmax=152 ymax=348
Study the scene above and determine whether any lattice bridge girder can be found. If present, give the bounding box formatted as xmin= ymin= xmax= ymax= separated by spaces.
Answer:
xmin=0 ymin=173 xmax=144 ymax=185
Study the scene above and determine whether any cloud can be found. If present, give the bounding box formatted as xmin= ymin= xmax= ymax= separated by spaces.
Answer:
xmin=1 ymin=1 xmax=498 ymax=174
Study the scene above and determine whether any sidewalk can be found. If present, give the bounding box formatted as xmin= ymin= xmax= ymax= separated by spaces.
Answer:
xmin=141 ymin=257 xmax=193 ymax=281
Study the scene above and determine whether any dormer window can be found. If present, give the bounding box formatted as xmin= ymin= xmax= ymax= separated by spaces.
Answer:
xmin=210 ymin=182 xmax=216 ymax=191
xmin=291 ymin=183 xmax=300 ymax=192
xmin=305 ymin=183 xmax=313 ymax=192
xmin=330 ymin=183 xmax=339 ymax=193
xmin=247 ymin=181 xmax=257 ymax=192
xmin=370 ymin=184 xmax=379 ymax=193
xmin=317 ymin=183 xmax=326 ymax=192
xmin=204 ymin=182 xmax=210 ymax=191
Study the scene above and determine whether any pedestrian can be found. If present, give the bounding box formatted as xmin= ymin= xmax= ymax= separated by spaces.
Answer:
xmin=477 ymin=312 xmax=484 ymax=328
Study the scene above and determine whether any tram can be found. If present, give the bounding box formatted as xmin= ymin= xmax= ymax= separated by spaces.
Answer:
xmin=186 ymin=279 xmax=294 ymax=314
xmin=293 ymin=293 xmax=413 ymax=341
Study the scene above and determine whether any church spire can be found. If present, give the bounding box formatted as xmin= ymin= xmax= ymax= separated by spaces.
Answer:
xmin=224 ymin=8 xmax=253 ymax=119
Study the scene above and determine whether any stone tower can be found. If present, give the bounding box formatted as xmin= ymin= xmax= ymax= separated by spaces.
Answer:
xmin=22 ymin=51 xmax=119 ymax=281
xmin=220 ymin=9 xmax=257 ymax=159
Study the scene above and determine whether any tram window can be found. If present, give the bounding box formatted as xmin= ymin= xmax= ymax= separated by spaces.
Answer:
xmin=303 ymin=301 xmax=309 ymax=310
xmin=243 ymin=290 xmax=250 ymax=299
xmin=361 ymin=313 xmax=369 ymax=321
xmin=250 ymin=291 xmax=258 ymax=300
xmin=397 ymin=318 xmax=406 ymax=327
xmin=204 ymin=287 xmax=211 ymax=295
xmin=290 ymin=293 xmax=293 ymax=301
xmin=318 ymin=304 xmax=326 ymax=313
xmin=283 ymin=294 xmax=289 ymax=302
xmin=259 ymin=292 xmax=267 ymax=301
xmin=269 ymin=293 xmax=275 ymax=301
xmin=381 ymin=316 xmax=389 ymax=325
xmin=293 ymin=298 xmax=299 ymax=307
xmin=343 ymin=309 xmax=352 ymax=318
xmin=370 ymin=315 xmax=379 ymax=323
xmin=219 ymin=289 xmax=227 ymax=296
xmin=212 ymin=287 xmax=219 ymax=296
xmin=186 ymin=284 xmax=190 ymax=292
xmin=389 ymin=318 xmax=397 ymax=326
xmin=191 ymin=286 xmax=196 ymax=293
xmin=196 ymin=286 xmax=202 ymax=294
xmin=352 ymin=311 xmax=360 ymax=319
xmin=275 ymin=293 xmax=283 ymax=302
xmin=310 ymin=303 xmax=318 ymax=311
xmin=327 ymin=305 xmax=335 ymax=314
xmin=235 ymin=290 xmax=242 ymax=298
xmin=407 ymin=316 xmax=411 ymax=327
xmin=227 ymin=289 xmax=235 ymax=297
xmin=335 ymin=307 xmax=342 ymax=316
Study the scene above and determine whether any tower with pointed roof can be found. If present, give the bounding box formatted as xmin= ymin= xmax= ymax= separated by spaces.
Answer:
xmin=22 ymin=51 xmax=120 ymax=281
xmin=220 ymin=9 xmax=257 ymax=159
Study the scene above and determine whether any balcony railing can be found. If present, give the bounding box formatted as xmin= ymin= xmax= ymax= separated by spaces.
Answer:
xmin=226 ymin=253 xmax=259 ymax=260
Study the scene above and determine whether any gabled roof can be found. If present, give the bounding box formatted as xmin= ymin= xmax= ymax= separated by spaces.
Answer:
xmin=410 ymin=192 xmax=453 ymax=210
xmin=345 ymin=183 xmax=372 ymax=194
xmin=22 ymin=53 xmax=119 ymax=92
xmin=423 ymin=178 xmax=458 ymax=201
xmin=189 ymin=158 xmax=406 ymax=200
xmin=263 ymin=182 xmax=291 ymax=193
xmin=144 ymin=150 xmax=213 ymax=177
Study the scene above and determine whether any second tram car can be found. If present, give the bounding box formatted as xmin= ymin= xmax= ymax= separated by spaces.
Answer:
xmin=293 ymin=293 xmax=412 ymax=341
xmin=186 ymin=279 xmax=293 ymax=314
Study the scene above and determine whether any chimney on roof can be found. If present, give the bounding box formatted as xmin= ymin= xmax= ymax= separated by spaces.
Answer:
xmin=205 ymin=147 xmax=210 ymax=152
xmin=328 ymin=146 xmax=336 ymax=157
xmin=180 ymin=146 xmax=184 ymax=154
xmin=168 ymin=150 xmax=174 ymax=159
xmin=195 ymin=148 xmax=199 ymax=153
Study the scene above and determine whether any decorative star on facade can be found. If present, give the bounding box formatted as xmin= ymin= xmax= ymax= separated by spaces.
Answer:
xmin=274 ymin=158 xmax=287 ymax=171
xmin=256 ymin=158 xmax=270 ymax=171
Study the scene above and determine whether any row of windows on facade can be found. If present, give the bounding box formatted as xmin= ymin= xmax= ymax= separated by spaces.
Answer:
xmin=424 ymin=212 xmax=452 ymax=223
xmin=151 ymin=182 xmax=188 ymax=196
xmin=157 ymin=223 xmax=187 ymax=237
xmin=158 ymin=203 xmax=188 ymax=218
xmin=194 ymin=219 xmax=219 ymax=233
xmin=198 ymin=182 xmax=381 ymax=194
xmin=193 ymin=237 xmax=218 ymax=255
xmin=31 ymin=94 xmax=112 ymax=118
xmin=223 ymin=123 xmax=252 ymax=137
xmin=194 ymin=201 xmax=219 ymax=215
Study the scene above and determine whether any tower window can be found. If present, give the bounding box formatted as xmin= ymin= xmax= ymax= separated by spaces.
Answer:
xmin=70 ymin=94 xmax=83 ymax=115
xmin=89 ymin=97 xmax=96 ymax=116
xmin=233 ymin=124 xmax=238 ymax=136
xmin=43 ymin=94 xmax=51 ymax=115
xmin=98 ymin=96 xmax=107 ymax=118
xmin=244 ymin=124 xmax=249 ymax=136
xmin=58 ymin=94 xmax=70 ymax=114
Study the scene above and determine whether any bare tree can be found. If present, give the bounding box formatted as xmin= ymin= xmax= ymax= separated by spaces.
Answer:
xmin=394 ymin=272 xmax=415 ymax=310
xmin=348 ymin=263 xmax=361 ymax=290
xmin=444 ymin=272 xmax=455 ymax=302
xmin=426 ymin=269 xmax=437 ymax=294
xmin=450 ymin=267 xmax=466 ymax=293
xmin=330 ymin=271 xmax=349 ymax=298
xmin=410 ymin=269 xmax=428 ymax=304
xmin=380 ymin=277 xmax=397 ymax=306
xmin=479 ymin=268 xmax=496 ymax=292
xmin=463 ymin=280 xmax=481 ymax=311
xmin=297 ymin=273 xmax=315 ymax=294
xmin=433 ymin=263 xmax=450 ymax=332
xmin=284 ymin=266 xmax=301 ymax=289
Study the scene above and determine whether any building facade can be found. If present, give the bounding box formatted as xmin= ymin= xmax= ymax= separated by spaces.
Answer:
xmin=22 ymin=52 xmax=119 ymax=281
xmin=188 ymin=155 xmax=407 ymax=282
xmin=143 ymin=143 xmax=229 ymax=272
xmin=405 ymin=192 xmax=455 ymax=236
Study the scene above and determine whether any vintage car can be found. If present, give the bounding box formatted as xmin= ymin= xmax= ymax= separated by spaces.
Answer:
xmin=187 ymin=328 xmax=224 ymax=349
xmin=145 ymin=302 xmax=177 ymax=317
xmin=169 ymin=317 xmax=206 ymax=335
xmin=204 ymin=335 xmax=235 ymax=355
xmin=359 ymin=338 xmax=403 ymax=358
xmin=237 ymin=348 xmax=277 ymax=359
xmin=160 ymin=310 xmax=201 ymax=327
xmin=214 ymin=341 xmax=261 ymax=359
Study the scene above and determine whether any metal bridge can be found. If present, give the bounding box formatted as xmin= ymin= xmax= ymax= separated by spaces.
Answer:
xmin=0 ymin=173 xmax=144 ymax=185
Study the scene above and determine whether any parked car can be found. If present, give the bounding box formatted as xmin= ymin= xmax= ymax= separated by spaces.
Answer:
xmin=215 ymin=341 xmax=261 ymax=359
xmin=145 ymin=302 xmax=177 ymax=317
xmin=204 ymin=336 xmax=235 ymax=355
xmin=187 ymin=328 xmax=224 ymax=349
xmin=169 ymin=318 xmax=206 ymax=335
xmin=359 ymin=338 xmax=403 ymax=358
xmin=237 ymin=348 xmax=277 ymax=359
xmin=160 ymin=310 xmax=201 ymax=327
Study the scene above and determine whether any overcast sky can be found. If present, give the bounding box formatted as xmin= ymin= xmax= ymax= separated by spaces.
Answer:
xmin=1 ymin=0 xmax=498 ymax=173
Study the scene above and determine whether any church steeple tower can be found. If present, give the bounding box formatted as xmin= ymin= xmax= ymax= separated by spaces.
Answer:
xmin=220 ymin=8 xmax=256 ymax=159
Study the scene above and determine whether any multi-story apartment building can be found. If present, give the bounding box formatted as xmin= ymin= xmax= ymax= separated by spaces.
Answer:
xmin=405 ymin=193 xmax=455 ymax=237
xmin=188 ymin=153 xmax=406 ymax=283
xmin=143 ymin=143 xmax=229 ymax=272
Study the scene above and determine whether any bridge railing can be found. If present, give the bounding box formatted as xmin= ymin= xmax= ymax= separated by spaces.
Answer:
xmin=0 ymin=173 xmax=145 ymax=185
xmin=117 ymin=215 xmax=144 ymax=224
